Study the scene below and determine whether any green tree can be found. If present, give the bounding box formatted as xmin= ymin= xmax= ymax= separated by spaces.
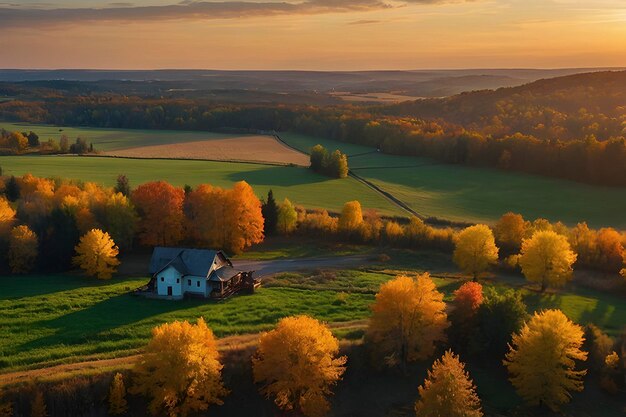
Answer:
xmin=276 ymin=198 xmax=297 ymax=234
xmin=310 ymin=144 xmax=327 ymax=172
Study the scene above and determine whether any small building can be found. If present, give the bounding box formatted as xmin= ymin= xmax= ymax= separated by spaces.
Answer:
xmin=145 ymin=247 xmax=258 ymax=300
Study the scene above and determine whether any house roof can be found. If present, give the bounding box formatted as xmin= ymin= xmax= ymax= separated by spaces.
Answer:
xmin=149 ymin=247 xmax=231 ymax=278
xmin=210 ymin=267 xmax=243 ymax=282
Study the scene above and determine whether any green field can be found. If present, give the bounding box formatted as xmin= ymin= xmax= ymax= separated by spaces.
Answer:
xmin=2 ymin=256 xmax=624 ymax=372
xmin=0 ymin=122 xmax=239 ymax=151
xmin=1 ymin=122 xmax=625 ymax=228
xmin=280 ymin=133 xmax=626 ymax=229
xmin=0 ymin=156 xmax=402 ymax=215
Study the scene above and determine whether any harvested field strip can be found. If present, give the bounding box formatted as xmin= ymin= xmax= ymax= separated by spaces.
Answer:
xmin=104 ymin=135 xmax=309 ymax=166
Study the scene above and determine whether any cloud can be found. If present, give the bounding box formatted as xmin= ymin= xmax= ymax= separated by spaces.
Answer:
xmin=348 ymin=19 xmax=381 ymax=25
xmin=0 ymin=0 xmax=464 ymax=27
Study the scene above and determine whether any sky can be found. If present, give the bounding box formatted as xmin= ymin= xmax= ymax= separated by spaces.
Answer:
xmin=1 ymin=0 xmax=625 ymax=70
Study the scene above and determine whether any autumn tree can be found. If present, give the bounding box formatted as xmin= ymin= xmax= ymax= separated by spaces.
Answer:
xmin=132 ymin=318 xmax=227 ymax=417
xmin=31 ymin=391 xmax=47 ymax=417
xmin=519 ymin=231 xmax=577 ymax=291
xmin=367 ymin=274 xmax=449 ymax=370
xmin=109 ymin=372 xmax=128 ymax=415
xmin=338 ymin=200 xmax=363 ymax=234
xmin=384 ymin=221 xmax=404 ymax=243
xmin=132 ymin=181 xmax=185 ymax=246
xmin=253 ymin=316 xmax=346 ymax=417
xmin=100 ymin=192 xmax=138 ymax=250
xmin=453 ymin=225 xmax=499 ymax=281
xmin=73 ymin=229 xmax=120 ymax=279
xmin=8 ymin=132 xmax=28 ymax=152
xmin=415 ymin=350 xmax=483 ymax=417
xmin=448 ymin=282 xmax=484 ymax=353
xmin=261 ymin=189 xmax=278 ymax=235
xmin=595 ymin=228 xmax=624 ymax=273
xmin=215 ymin=181 xmax=264 ymax=254
xmin=8 ymin=225 xmax=38 ymax=273
xmin=0 ymin=197 xmax=16 ymax=237
xmin=568 ymin=222 xmax=597 ymax=267
xmin=276 ymin=198 xmax=297 ymax=235
xmin=504 ymin=309 xmax=587 ymax=410
xmin=494 ymin=212 xmax=528 ymax=252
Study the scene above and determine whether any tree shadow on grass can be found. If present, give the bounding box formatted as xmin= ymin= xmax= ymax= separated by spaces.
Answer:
xmin=226 ymin=166 xmax=327 ymax=186
xmin=14 ymin=293 xmax=207 ymax=354
xmin=0 ymin=274 xmax=87 ymax=301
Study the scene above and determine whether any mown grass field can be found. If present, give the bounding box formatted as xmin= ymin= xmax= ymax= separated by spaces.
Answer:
xmin=2 ymin=251 xmax=624 ymax=373
xmin=280 ymin=133 xmax=626 ymax=229
xmin=0 ymin=122 xmax=239 ymax=151
xmin=0 ymin=155 xmax=403 ymax=215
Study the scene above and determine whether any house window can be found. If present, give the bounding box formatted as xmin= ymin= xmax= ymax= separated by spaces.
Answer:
xmin=176 ymin=278 xmax=180 ymax=284
xmin=187 ymin=279 xmax=191 ymax=286
xmin=161 ymin=277 xmax=164 ymax=282
xmin=197 ymin=281 xmax=200 ymax=287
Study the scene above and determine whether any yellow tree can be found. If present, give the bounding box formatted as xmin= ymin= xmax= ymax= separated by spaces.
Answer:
xmin=72 ymin=229 xmax=120 ymax=279
xmin=519 ymin=230 xmax=577 ymax=291
xmin=504 ymin=309 xmax=587 ymax=410
xmin=0 ymin=197 xmax=16 ymax=237
xmin=109 ymin=372 xmax=128 ymax=415
xmin=31 ymin=391 xmax=47 ymax=417
xmin=494 ymin=212 xmax=528 ymax=250
xmin=415 ymin=350 xmax=483 ymax=417
xmin=252 ymin=316 xmax=346 ymax=417
xmin=8 ymin=225 xmax=38 ymax=273
xmin=132 ymin=318 xmax=227 ymax=417
xmin=338 ymin=200 xmax=363 ymax=232
xmin=366 ymin=274 xmax=449 ymax=370
xmin=453 ymin=224 xmax=499 ymax=281
xmin=276 ymin=198 xmax=297 ymax=235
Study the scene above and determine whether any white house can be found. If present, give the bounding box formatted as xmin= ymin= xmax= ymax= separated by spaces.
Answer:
xmin=147 ymin=247 xmax=255 ymax=300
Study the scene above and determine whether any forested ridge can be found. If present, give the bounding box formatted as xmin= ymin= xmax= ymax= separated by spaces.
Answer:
xmin=0 ymin=70 xmax=624 ymax=186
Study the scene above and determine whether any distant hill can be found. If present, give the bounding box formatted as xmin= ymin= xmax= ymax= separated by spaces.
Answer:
xmin=0 ymin=68 xmax=622 ymax=101
xmin=384 ymin=70 xmax=626 ymax=141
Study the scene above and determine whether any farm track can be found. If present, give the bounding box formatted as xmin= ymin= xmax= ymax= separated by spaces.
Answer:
xmin=274 ymin=134 xmax=425 ymax=219
xmin=0 ymin=320 xmax=368 ymax=387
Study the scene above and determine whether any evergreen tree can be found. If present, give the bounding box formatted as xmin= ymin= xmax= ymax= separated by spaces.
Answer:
xmin=115 ymin=174 xmax=130 ymax=196
xmin=261 ymin=189 xmax=278 ymax=235
xmin=4 ymin=176 xmax=19 ymax=201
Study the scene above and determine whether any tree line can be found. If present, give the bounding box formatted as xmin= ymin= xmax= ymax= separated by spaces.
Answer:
xmin=1 ymin=173 xmax=624 ymax=279
xmin=0 ymin=174 xmax=264 ymax=276
xmin=309 ymin=144 xmax=348 ymax=178
xmin=0 ymin=129 xmax=96 ymax=155
xmin=1 ymin=83 xmax=625 ymax=185
xmin=2 ymin=275 xmax=624 ymax=416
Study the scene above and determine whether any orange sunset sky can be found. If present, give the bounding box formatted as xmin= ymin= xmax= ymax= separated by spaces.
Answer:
xmin=1 ymin=0 xmax=625 ymax=70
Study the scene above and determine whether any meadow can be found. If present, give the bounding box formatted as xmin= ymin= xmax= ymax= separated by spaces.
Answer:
xmin=280 ymin=133 xmax=626 ymax=229
xmin=1 ymin=250 xmax=624 ymax=372
xmin=2 ymin=122 xmax=625 ymax=227
xmin=0 ymin=155 xmax=402 ymax=215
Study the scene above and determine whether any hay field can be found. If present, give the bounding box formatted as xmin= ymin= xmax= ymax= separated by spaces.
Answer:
xmin=104 ymin=135 xmax=309 ymax=166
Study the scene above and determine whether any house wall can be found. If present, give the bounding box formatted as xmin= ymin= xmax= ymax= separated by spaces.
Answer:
xmin=156 ymin=266 xmax=183 ymax=298
xmin=182 ymin=275 xmax=209 ymax=297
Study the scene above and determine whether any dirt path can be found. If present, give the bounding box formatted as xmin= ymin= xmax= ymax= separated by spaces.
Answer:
xmin=235 ymin=255 xmax=372 ymax=278
xmin=0 ymin=320 xmax=367 ymax=387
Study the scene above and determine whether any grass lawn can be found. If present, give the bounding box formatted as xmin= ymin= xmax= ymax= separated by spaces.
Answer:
xmin=281 ymin=133 xmax=626 ymax=229
xmin=0 ymin=155 xmax=403 ymax=216
xmin=2 ymin=257 xmax=624 ymax=371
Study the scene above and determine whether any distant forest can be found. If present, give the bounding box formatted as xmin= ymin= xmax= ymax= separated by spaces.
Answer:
xmin=0 ymin=70 xmax=624 ymax=186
